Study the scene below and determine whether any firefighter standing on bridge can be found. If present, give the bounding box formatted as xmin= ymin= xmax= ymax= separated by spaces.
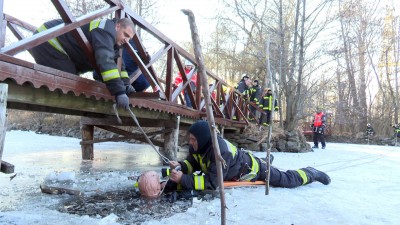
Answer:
xmin=311 ymin=106 xmax=327 ymax=149
xmin=31 ymin=18 xmax=135 ymax=110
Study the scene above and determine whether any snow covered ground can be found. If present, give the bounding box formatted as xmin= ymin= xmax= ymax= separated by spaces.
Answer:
xmin=1 ymin=130 xmax=400 ymax=225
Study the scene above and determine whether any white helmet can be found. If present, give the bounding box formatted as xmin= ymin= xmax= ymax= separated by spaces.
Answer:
xmin=184 ymin=60 xmax=194 ymax=67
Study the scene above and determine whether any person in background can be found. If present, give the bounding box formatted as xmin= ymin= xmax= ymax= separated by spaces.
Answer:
xmin=174 ymin=60 xmax=197 ymax=108
xmin=259 ymin=88 xmax=278 ymax=126
xmin=235 ymin=74 xmax=250 ymax=93
xmin=31 ymin=18 xmax=135 ymax=110
xmin=393 ymin=123 xmax=400 ymax=138
xmin=248 ymin=80 xmax=261 ymax=121
xmin=311 ymin=106 xmax=326 ymax=149
xmin=161 ymin=120 xmax=331 ymax=192
xmin=365 ymin=123 xmax=375 ymax=138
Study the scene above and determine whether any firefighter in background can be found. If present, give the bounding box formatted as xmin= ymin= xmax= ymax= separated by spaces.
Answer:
xmin=365 ymin=123 xmax=375 ymax=138
xmin=248 ymin=80 xmax=261 ymax=121
xmin=235 ymin=74 xmax=250 ymax=93
xmin=393 ymin=124 xmax=400 ymax=138
xmin=259 ymin=88 xmax=278 ymax=126
xmin=311 ymin=106 xmax=327 ymax=149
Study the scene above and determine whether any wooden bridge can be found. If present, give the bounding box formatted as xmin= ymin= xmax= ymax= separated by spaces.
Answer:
xmin=0 ymin=0 xmax=254 ymax=173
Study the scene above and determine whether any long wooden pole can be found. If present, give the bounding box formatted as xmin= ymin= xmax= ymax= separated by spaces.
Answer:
xmin=182 ymin=9 xmax=227 ymax=225
xmin=265 ymin=37 xmax=273 ymax=195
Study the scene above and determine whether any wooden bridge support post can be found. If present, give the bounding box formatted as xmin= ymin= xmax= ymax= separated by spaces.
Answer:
xmin=161 ymin=118 xmax=179 ymax=163
xmin=0 ymin=83 xmax=14 ymax=173
xmin=81 ymin=124 xmax=94 ymax=160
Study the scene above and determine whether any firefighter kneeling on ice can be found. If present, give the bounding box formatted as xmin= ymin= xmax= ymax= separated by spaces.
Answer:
xmin=157 ymin=120 xmax=330 ymax=193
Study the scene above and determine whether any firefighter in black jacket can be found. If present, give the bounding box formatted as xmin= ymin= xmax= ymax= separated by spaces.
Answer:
xmin=365 ymin=123 xmax=375 ymax=138
xmin=31 ymin=18 xmax=135 ymax=109
xmin=162 ymin=120 xmax=330 ymax=191
xmin=259 ymin=88 xmax=278 ymax=126
xmin=248 ymin=80 xmax=261 ymax=121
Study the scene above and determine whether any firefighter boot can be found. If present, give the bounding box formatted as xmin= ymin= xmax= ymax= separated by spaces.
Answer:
xmin=299 ymin=167 xmax=331 ymax=185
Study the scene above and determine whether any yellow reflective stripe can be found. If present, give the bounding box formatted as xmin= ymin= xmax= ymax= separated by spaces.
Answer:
xmin=90 ymin=19 xmax=107 ymax=31
xmin=244 ymin=153 xmax=259 ymax=181
xmin=89 ymin=20 xmax=100 ymax=31
xmin=297 ymin=169 xmax=308 ymax=185
xmin=194 ymin=175 xmax=205 ymax=190
xmin=121 ymin=71 xmax=129 ymax=78
xmin=101 ymin=69 xmax=120 ymax=81
xmin=194 ymin=154 xmax=208 ymax=173
xmin=37 ymin=24 xmax=68 ymax=56
xmin=227 ymin=141 xmax=237 ymax=158
xmin=166 ymin=169 xmax=170 ymax=176
xmin=183 ymin=160 xmax=193 ymax=174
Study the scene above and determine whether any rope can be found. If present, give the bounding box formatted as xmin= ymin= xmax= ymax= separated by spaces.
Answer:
xmin=112 ymin=104 xmax=170 ymax=164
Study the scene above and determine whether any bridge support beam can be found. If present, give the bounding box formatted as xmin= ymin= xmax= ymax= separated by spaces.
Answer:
xmin=160 ymin=117 xmax=179 ymax=163
xmin=0 ymin=83 xmax=14 ymax=173
xmin=81 ymin=124 xmax=94 ymax=160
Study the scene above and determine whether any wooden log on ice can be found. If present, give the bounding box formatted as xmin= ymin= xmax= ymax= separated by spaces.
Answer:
xmin=40 ymin=184 xmax=82 ymax=196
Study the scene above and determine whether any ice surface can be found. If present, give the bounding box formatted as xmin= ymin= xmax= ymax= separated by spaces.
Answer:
xmin=1 ymin=130 xmax=400 ymax=225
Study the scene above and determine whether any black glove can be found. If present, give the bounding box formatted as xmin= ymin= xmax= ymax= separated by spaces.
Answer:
xmin=116 ymin=94 xmax=130 ymax=110
xmin=126 ymin=85 xmax=136 ymax=94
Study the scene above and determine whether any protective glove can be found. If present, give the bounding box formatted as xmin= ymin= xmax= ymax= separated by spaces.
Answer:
xmin=116 ymin=94 xmax=130 ymax=110
xmin=126 ymin=85 xmax=136 ymax=94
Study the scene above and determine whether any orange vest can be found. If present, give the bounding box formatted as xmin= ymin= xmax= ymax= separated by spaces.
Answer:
xmin=313 ymin=113 xmax=325 ymax=127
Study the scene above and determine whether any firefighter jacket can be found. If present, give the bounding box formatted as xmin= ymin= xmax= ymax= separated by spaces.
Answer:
xmin=366 ymin=126 xmax=375 ymax=136
xmin=259 ymin=94 xmax=278 ymax=111
xmin=177 ymin=136 xmax=256 ymax=190
xmin=249 ymin=85 xmax=261 ymax=105
xmin=33 ymin=19 xmax=129 ymax=97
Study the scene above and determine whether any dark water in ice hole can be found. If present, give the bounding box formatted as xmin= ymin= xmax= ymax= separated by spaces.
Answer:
xmin=36 ymin=144 xmax=217 ymax=224
xmin=57 ymin=188 xmax=218 ymax=224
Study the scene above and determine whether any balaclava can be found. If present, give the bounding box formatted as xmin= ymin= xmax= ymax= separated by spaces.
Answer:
xmin=189 ymin=120 xmax=211 ymax=154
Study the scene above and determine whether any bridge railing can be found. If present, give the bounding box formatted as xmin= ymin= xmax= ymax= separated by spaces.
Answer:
xmin=0 ymin=0 xmax=250 ymax=125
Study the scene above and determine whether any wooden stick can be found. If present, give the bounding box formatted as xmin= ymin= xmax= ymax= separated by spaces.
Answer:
xmin=40 ymin=184 xmax=82 ymax=196
xmin=182 ymin=9 xmax=227 ymax=225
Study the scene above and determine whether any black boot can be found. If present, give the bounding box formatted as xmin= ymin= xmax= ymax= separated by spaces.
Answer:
xmin=312 ymin=145 xmax=318 ymax=149
xmin=302 ymin=167 xmax=331 ymax=185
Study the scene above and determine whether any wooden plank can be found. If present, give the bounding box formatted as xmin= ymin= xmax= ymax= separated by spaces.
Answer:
xmin=223 ymin=181 xmax=266 ymax=188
